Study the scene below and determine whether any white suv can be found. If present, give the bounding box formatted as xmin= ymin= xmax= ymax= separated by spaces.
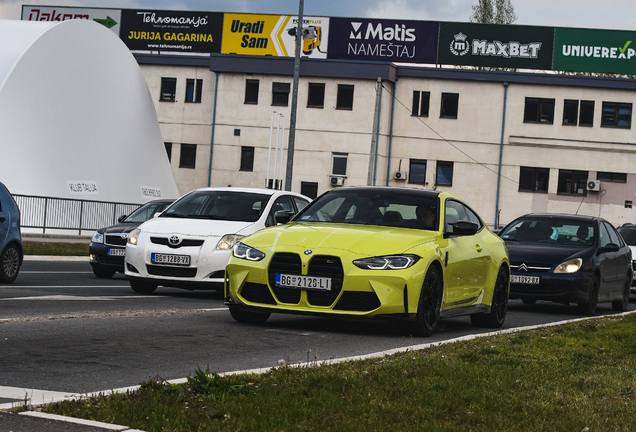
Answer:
xmin=124 ymin=187 xmax=310 ymax=294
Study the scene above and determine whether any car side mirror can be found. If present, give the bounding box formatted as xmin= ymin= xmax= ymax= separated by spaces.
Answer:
xmin=444 ymin=221 xmax=479 ymax=238
xmin=117 ymin=215 xmax=127 ymax=223
xmin=601 ymin=243 xmax=620 ymax=253
xmin=274 ymin=210 xmax=295 ymax=225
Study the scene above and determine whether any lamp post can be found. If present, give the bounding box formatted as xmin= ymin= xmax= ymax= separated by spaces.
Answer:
xmin=284 ymin=0 xmax=304 ymax=191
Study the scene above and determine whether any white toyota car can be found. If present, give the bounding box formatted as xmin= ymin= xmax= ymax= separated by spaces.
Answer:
xmin=125 ymin=187 xmax=310 ymax=294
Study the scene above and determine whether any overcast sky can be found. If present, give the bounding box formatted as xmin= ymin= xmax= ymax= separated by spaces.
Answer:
xmin=1 ymin=0 xmax=635 ymax=31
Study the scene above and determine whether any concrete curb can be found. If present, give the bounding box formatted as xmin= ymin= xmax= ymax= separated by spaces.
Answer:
xmin=23 ymin=255 xmax=88 ymax=262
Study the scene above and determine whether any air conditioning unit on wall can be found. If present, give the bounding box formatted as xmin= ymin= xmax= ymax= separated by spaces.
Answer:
xmin=587 ymin=180 xmax=601 ymax=192
xmin=393 ymin=171 xmax=407 ymax=181
xmin=331 ymin=176 xmax=345 ymax=186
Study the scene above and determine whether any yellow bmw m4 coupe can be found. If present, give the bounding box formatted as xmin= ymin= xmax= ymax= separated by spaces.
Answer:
xmin=225 ymin=186 xmax=509 ymax=336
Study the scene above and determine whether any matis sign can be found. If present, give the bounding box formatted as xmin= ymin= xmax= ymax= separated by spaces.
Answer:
xmin=328 ymin=18 xmax=439 ymax=64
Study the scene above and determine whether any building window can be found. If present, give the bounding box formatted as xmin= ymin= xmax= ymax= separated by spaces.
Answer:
xmin=164 ymin=142 xmax=172 ymax=162
xmin=519 ymin=166 xmax=549 ymax=193
xmin=240 ymin=146 xmax=255 ymax=172
xmin=244 ymin=79 xmax=259 ymax=104
xmin=440 ymin=93 xmax=459 ymax=119
xmin=308 ymin=83 xmax=325 ymax=108
xmin=336 ymin=84 xmax=354 ymax=110
xmin=412 ymin=91 xmax=430 ymax=117
xmin=179 ymin=144 xmax=197 ymax=169
xmin=562 ymin=100 xmax=578 ymax=125
xmin=185 ymin=79 xmax=202 ymax=103
xmin=160 ymin=77 xmax=176 ymax=102
xmin=557 ymin=169 xmax=588 ymax=196
xmin=579 ymin=100 xmax=594 ymax=126
xmin=436 ymin=161 xmax=454 ymax=186
xmin=597 ymin=172 xmax=627 ymax=183
xmin=408 ymin=159 xmax=427 ymax=185
xmin=331 ymin=153 xmax=348 ymax=176
xmin=301 ymin=182 xmax=319 ymax=199
xmin=601 ymin=101 xmax=632 ymax=128
xmin=272 ymin=82 xmax=290 ymax=106
xmin=524 ymin=97 xmax=555 ymax=124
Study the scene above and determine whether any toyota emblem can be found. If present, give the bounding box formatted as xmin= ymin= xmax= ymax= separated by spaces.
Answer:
xmin=169 ymin=235 xmax=182 ymax=246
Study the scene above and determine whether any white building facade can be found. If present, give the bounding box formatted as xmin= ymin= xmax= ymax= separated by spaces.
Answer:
xmin=135 ymin=53 xmax=636 ymax=228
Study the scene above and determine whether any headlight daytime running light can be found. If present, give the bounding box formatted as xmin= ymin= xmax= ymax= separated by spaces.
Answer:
xmin=128 ymin=228 xmax=141 ymax=245
xmin=553 ymin=258 xmax=583 ymax=274
xmin=353 ymin=254 xmax=420 ymax=270
xmin=233 ymin=242 xmax=266 ymax=261
xmin=92 ymin=232 xmax=104 ymax=244
xmin=216 ymin=234 xmax=244 ymax=251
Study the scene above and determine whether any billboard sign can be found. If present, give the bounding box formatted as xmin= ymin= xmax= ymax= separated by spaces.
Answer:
xmin=438 ymin=22 xmax=554 ymax=70
xmin=553 ymin=28 xmax=636 ymax=75
xmin=119 ymin=9 xmax=223 ymax=53
xmin=21 ymin=5 xmax=121 ymax=34
xmin=221 ymin=13 xmax=329 ymax=58
xmin=327 ymin=18 xmax=438 ymax=64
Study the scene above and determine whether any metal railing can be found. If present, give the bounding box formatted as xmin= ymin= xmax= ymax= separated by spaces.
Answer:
xmin=13 ymin=195 xmax=142 ymax=235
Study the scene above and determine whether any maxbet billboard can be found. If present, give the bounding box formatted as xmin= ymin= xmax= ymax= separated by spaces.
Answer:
xmin=553 ymin=28 xmax=636 ymax=75
xmin=438 ymin=22 xmax=554 ymax=70
xmin=221 ymin=13 xmax=329 ymax=58
xmin=327 ymin=18 xmax=439 ymax=64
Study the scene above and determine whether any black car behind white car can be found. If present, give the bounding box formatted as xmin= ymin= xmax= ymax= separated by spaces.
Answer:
xmin=89 ymin=199 xmax=174 ymax=278
xmin=499 ymin=214 xmax=632 ymax=315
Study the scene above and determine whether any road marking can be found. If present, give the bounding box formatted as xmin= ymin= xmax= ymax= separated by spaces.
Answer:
xmin=266 ymin=328 xmax=313 ymax=336
xmin=21 ymin=271 xmax=95 ymax=274
xmin=0 ymin=285 xmax=129 ymax=289
xmin=0 ymin=295 xmax=163 ymax=301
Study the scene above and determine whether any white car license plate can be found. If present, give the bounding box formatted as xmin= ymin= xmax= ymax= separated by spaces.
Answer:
xmin=151 ymin=253 xmax=190 ymax=266
xmin=107 ymin=248 xmax=125 ymax=257
xmin=275 ymin=274 xmax=332 ymax=291
xmin=511 ymin=275 xmax=540 ymax=284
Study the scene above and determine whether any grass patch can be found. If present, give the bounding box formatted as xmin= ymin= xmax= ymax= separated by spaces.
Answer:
xmin=33 ymin=314 xmax=636 ymax=431
xmin=22 ymin=242 xmax=88 ymax=256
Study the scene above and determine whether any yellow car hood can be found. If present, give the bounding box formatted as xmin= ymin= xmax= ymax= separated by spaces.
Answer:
xmin=244 ymin=222 xmax=437 ymax=257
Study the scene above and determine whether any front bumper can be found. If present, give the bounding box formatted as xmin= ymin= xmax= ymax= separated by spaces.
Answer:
xmin=225 ymin=252 xmax=430 ymax=318
xmin=124 ymin=236 xmax=230 ymax=290
xmin=89 ymin=243 xmax=125 ymax=272
xmin=509 ymin=271 xmax=594 ymax=304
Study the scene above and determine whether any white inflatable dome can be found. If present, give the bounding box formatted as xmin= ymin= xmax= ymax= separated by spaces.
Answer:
xmin=0 ymin=18 xmax=179 ymax=203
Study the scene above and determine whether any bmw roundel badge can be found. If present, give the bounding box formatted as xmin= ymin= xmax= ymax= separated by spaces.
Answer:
xmin=304 ymin=250 xmax=313 ymax=255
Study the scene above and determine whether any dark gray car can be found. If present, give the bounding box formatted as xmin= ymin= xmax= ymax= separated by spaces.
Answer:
xmin=0 ymin=182 xmax=23 ymax=283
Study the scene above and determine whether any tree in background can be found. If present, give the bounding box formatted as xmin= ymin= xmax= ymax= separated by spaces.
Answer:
xmin=470 ymin=0 xmax=517 ymax=25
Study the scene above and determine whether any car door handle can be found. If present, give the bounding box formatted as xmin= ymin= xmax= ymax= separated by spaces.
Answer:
xmin=476 ymin=244 xmax=482 ymax=253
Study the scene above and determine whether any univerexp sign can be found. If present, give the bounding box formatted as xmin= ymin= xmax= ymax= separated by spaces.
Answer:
xmin=438 ymin=22 xmax=554 ymax=70
xmin=554 ymin=28 xmax=636 ymax=75
xmin=327 ymin=18 xmax=438 ymax=64
xmin=119 ymin=9 xmax=223 ymax=53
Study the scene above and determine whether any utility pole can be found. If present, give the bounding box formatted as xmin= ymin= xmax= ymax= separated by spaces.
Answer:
xmin=284 ymin=0 xmax=304 ymax=191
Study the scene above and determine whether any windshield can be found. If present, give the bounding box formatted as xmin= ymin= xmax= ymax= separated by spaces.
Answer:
xmin=617 ymin=226 xmax=636 ymax=246
xmin=294 ymin=189 xmax=439 ymax=230
xmin=124 ymin=201 xmax=172 ymax=223
xmin=161 ymin=190 xmax=270 ymax=222
xmin=500 ymin=218 xmax=595 ymax=246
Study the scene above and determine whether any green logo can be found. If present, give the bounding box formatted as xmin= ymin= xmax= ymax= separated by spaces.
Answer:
xmin=94 ymin=16 xmax=118 ymax=29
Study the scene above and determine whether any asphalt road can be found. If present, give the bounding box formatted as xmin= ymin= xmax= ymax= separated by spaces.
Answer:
xmin=1 ymin=259 xmax=634 ymax=431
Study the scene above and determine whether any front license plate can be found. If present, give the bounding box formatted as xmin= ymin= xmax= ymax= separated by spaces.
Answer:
xmin=275 ymin=274 xmax=332 ymax=291
xmin=151 ymin=253 xmax=190 ymax=266
xmin=511 ymin=275 xmax=540 ymax=284
xmin=107 ymin=248 xmax=125 ymax=257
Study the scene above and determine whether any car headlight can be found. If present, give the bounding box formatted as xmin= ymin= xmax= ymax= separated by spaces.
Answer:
xmin=553 ymin=258 xmax=583 ymax=274
xmin=92 ymin=232 xmax=104 ymax=244
xmin=353 ymin=254 xmax=420 ymax=270
xmin=216 ymin=234 xmax=244 ymax=251
xmin=128 ymin=228 xmax=141 ymax=245
xmin=233 ymin=242 xmax=266 ymax=261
